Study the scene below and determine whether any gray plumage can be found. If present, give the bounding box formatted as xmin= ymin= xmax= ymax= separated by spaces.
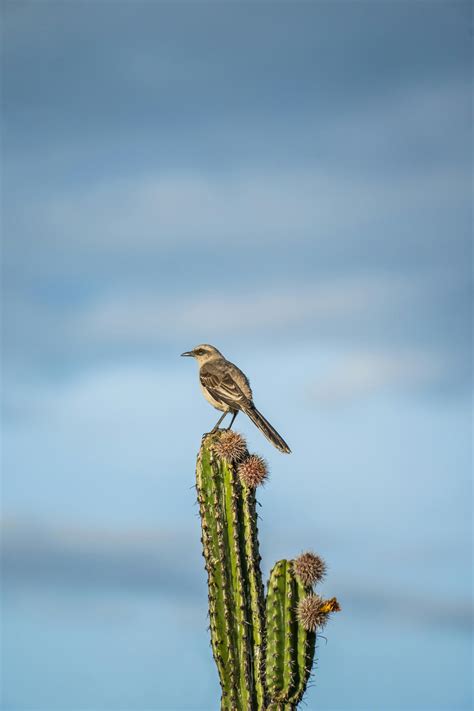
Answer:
xmin=181 ymin=344 xmax=291 ymax=454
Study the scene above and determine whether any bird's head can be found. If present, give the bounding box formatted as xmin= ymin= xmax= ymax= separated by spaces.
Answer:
xmin=181 ymin=344 xmax=222 ymax=365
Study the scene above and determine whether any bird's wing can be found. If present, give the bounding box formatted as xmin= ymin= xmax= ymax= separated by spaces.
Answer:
xmin=200 ymin=362 xmax=251 ymax=410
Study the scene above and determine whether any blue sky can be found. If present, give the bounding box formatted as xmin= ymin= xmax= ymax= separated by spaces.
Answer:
xmin=1 ymin=2 xmax=472 ymax=710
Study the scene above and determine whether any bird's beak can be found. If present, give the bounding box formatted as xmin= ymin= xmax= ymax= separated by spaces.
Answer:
xmin=181 ymin=351 xmax=194 ymax=357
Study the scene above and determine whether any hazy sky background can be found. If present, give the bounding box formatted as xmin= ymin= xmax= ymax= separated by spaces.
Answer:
xmin=1 ymin=2 xmax=472 ymax=710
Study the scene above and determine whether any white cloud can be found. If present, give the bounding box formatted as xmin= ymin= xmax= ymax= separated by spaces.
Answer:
xmin=3 ymin=518 xmax=471 ymax=630
xmin=18 ymin=165 xmax=465 ymax=260
xmin=309 ymin=349 xmax=449 ymax=404
xmin=321 ymin=79 xmax=470 ymax=164
xmin=4 ymin=266 xmax=464 ymax=402
xmin=1 ymin=518 xmax=201 ymax=595
xmin=6 ymin=78 xmax=469 ymax=271
xmin=75 ymin=273 xmax=421 ymax=346
xmin=3 ymin=77 xmax=469 ymax=398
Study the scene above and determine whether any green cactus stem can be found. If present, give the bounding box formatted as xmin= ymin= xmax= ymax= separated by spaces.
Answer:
xmin=196 ymin=431 xmax=267 ymax=711
xmin=265 ymin=558 xmax=339 ymax=708
xmin=265 ymin=560 xmax=306 ymax=705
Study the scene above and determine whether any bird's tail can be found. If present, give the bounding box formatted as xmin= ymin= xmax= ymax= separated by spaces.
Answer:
xmin=243 ymin=404 xmax=291 ymax=454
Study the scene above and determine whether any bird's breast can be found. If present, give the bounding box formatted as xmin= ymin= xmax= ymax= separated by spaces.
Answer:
xmin=200 ymin=382 xmax=227 ymax=411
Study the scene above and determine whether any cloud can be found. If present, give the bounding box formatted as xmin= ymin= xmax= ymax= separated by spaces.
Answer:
xmin=3 ymin=75 xmax=470 ymax=291
xmin=76 ymin=273 xmax=416 ymax=344
xmin=309 ymin=349 xmax=452 ymax=404
xmin=2 ymin=519 xmax=471 ymax=632
xmin=3 ymin=1 xmax=469 ymax=172
xmin=333 ymin=579 xmax=473 ymax=632
xmin=5 ymin=155 xmax=469 ymax=270
xmin=3 ymin=77 xmax=470 ymax=392
xmin=320 ymin=79 xmax=470 ymax=173
xmin=1 ymin=519 xmax=201 ymax=597
xmin=3 ymin=266 xmax=469 ymax=399
xmin=2 ymin=8 xmax=470 ymax=402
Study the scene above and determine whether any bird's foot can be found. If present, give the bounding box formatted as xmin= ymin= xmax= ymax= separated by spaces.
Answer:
xmin=202 ymin=428 xmax=222 ymax=439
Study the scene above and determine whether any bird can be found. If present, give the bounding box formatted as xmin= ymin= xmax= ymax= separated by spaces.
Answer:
xmin=181 ymin=344 xmax=291 ymax=454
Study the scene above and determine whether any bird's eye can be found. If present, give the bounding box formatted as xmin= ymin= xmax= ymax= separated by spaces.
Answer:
xmin=195 ymin=349 xmax=204 ymax=356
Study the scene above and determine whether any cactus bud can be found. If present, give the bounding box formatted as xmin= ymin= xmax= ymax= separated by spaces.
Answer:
xmin=297 ymin=594 xmax=341 ymax=632
xmin=293 ymin=552 xmax=327 ymax=587
xmin=213 ymin=430 xmax=247 ymax=463
xmin=238 ymin=455 xmax=268 ymax=488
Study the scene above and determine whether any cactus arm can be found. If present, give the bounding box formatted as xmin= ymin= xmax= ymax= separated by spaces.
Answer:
xmin=265 ymin=560 xmax=299 ymax=704
xmin=265 ymin=560 xmax=320 ymax=707
xmin=265 ymin=560 xmax=287 ymax=699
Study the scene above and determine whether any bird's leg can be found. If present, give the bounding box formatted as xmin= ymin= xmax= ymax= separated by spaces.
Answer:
xmin=226 ymin=411 xmax=238 ymax=430
xmin=210 ymin=411 xmax=228 ymax=433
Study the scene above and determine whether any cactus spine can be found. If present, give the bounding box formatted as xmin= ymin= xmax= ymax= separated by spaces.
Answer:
xmin=196 ymin=430 xmax=339 ymax=710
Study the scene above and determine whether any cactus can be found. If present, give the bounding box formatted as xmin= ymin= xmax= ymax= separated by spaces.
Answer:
xmin=195 ymin=430 xmax=339 ymax=710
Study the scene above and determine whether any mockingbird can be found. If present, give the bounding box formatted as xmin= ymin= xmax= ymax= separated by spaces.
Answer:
xmin=181 ymin=344 xmax=291 ymax=454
